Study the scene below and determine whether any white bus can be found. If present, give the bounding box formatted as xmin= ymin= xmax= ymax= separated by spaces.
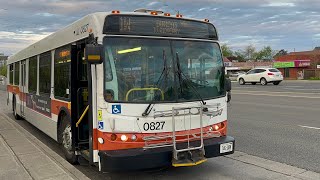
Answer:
xmin=7 ymin=9 xmax=234 ymax=171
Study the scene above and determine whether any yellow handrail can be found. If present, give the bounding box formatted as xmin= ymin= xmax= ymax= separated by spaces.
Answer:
xmin=125 ymin=88 xmax=164 ymax=101
xmin=76 ymin=105 xmax=89 ymax=127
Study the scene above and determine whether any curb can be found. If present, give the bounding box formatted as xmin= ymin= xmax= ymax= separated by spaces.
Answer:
xmin=0 ymin=112 xmax=90 ymax=180
xmin=226 ymin=151 xmax=320 ymax=180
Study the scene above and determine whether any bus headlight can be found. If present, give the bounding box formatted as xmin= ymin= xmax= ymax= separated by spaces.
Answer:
xmin=213 ymin=125 xmax=220 ymax=131
xmin=131 ymin=135 xmax=137 ymax=141
xmin=98 ymin=137 xmax=104 ymax=144
xmin=121 ymin=135 xmax=128 ymax=142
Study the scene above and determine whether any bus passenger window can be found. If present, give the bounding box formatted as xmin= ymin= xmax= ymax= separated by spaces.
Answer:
xmin=39 ymin=52 xmax=51 ymax=96
xmin=28 ymin=56 xmax=37 ymax=93
xmin=14 ymin=62 xmax=19 ymax=86
xmin=54 ymin=45 xmax=71 ymax=99
xmin=9 ymin=64 xmax=14 ymax=85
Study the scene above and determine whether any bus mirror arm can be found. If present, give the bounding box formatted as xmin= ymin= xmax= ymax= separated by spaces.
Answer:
xmin=85 ymin=44 xmax=104 ymax=64
xmin=225 ymin=78 xmax=231 ymax=102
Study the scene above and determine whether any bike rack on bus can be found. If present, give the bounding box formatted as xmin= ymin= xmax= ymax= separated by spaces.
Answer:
xmin=142 ymin=104 xmax=223 ymax=166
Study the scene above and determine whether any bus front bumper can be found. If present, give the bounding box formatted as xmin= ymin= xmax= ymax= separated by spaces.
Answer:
xmin=98 ymin=136 xmax=235 ymax=172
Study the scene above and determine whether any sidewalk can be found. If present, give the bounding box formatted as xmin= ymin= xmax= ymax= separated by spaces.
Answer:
xmin=0 ymin=112 xmax=89 ymax=180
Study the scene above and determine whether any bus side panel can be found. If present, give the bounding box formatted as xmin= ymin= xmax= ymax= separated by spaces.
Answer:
xmin=51 ymin=99 xmax=71 ymax=141
xmin=7 ymin=85 xmax=22 ymax=116
xmin=7 ymin=84 xmax=58 ymax=141
xmin=24 ymin=105 xmax=57 ymax=141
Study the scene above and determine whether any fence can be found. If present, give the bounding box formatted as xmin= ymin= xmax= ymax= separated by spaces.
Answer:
xmin=304 ymin=69 xmax=320 ymax=79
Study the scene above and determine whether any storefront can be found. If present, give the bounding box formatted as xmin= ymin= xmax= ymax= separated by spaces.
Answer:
xmin=274 ymin=60 xmax=311 ymax=79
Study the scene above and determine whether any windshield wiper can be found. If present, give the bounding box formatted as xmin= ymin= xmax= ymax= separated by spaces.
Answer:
xmin=142 ymin=50 xmax=167 ymax=117
xmin=175 ymin=52 xmax=206 ymax=105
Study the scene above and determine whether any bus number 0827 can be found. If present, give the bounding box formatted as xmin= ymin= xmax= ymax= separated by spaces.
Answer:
xmin=143 ymin=121 xmax=165 ymax=131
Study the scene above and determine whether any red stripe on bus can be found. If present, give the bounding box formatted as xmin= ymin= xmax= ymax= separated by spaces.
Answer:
xmin=7 ymin=85 xmax=21 ymax=95
xmin=7 ymin=85 xmax=27 ymax=102
xmin=8 ymin=85 xmax=71 ymax=116
xmin=93 ymin=121 xmax=228 ymax=151
xmin=51 ymin=99 xmax=71 ymax=115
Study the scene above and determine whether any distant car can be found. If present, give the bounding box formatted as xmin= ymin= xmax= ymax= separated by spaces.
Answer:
xmin=227 ymin=71 xmax=246 ymax=81
xmin=237 ymin=68 xmax=283 ymax=85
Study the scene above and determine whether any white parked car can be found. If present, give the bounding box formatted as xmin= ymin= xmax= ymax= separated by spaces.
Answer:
xmin=237 ymin=68 xmax=283 ymax=85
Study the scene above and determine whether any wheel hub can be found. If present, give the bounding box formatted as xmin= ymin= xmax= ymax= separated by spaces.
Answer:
xmin=62 ymin=125 xmax=72 ymax=151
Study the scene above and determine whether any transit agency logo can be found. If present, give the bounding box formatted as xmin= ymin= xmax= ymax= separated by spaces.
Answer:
xmin=112 ymin=105 xmax=121 ymax=114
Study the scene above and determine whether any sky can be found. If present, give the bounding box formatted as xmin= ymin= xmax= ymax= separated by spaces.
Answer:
xmin=1 ymin=0 xmax=320 ymax=55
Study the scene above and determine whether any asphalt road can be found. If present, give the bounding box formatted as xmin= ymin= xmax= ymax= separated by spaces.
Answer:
xmin=229 ymin=80 xmax=320 ymax=173
xmin=0 ymin=80 xmax=319 ymax=178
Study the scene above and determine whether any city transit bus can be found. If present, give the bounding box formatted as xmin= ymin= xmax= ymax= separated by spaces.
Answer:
xmin=6 ymin=9 xmax=234 ymax=171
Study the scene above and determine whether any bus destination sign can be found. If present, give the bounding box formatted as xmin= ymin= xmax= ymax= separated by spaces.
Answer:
xmin=104 ymin=15 xmax=218 ymax=40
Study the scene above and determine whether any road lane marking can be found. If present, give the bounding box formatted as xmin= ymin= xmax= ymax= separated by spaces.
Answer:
xmin=298 ymin=125 xmax=320 ymax=130
xmin=233 ymin=92 xmax=320 ymax=99
xmin=233 ymin=101 xmax=320 ymax=111
xmin=283 ymin=88 xmax=320 ymax=91
xmin=285 ymin=86 xmax=304 ymax=88
xmin=233 ymin=90 xmax=320 ymax=95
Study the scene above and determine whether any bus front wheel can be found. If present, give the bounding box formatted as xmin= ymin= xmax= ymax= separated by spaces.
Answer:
xmin=59 ymin=114 xmax=78 ymax=164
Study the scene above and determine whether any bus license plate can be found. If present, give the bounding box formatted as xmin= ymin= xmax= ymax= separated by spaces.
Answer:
xmin=220 ymin=142 xmax=233 ymax=153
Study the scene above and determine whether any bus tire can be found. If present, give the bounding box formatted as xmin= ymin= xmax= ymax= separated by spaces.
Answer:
xmin=12 ymin=95 xmax=22 ymax=120
xmin=58 ymin=114 xmax=78 ymax=164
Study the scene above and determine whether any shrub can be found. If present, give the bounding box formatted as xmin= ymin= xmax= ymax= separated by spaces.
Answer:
xmin=309 ymin=77 xmax=320 ymax=80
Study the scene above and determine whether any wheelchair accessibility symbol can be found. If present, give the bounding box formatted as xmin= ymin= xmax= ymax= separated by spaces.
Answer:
xmin=98 ymin=121 xmax=104 ymax=130
xmin=112 ymin=105 xmax=121 ymax=114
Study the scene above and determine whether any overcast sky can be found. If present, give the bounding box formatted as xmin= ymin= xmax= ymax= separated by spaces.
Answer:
xmin=1 ymin=0 xmax=320 ymax=55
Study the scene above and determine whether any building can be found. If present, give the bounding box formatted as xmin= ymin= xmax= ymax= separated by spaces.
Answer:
xmin=275 ymin=48 xmax=320 ymax=79
xmin=0 ymin=53 xmax=8 ymax=68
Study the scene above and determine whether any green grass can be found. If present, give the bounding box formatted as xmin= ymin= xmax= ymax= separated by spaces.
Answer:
xmin=309 ymin=77 xmax=320 ymax=80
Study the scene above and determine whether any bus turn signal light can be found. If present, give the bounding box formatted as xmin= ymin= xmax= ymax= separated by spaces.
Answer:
xmin=110 ymin=134 xmax=117 ymax=141
xmin=176 ymin=14 xmax=183 ymax=18
xmin=164 ymin=13 xmax=171 ymax=16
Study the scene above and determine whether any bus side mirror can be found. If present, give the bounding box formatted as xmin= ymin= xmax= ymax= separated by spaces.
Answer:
xmin=225 ymin=78 xmax=231 ymax=92
xmin=85 ymin=44 xmax=103 ymax=64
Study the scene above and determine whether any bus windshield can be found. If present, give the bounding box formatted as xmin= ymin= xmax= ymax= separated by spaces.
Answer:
xmin=103 ymin=37 xmax=224 ymax=103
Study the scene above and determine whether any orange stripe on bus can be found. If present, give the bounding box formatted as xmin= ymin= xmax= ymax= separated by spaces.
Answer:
xmin=8 ymin=85 xmax=71 ymax=116
xmin=51 ymin=99 xmax=71 ymax=115
xmin=93 ymin=121 xmax=228 ymax=151
xmin=7 ymin=85 xmax=20 ymax=95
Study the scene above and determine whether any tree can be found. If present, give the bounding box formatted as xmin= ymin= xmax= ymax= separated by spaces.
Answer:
xmin=256 ymin=46 xmax=275 ymax=60
xmin=0 ymin=66 xmax=6 ymax=77
xmin=234 ymin=50 xmax=246 ymax=62
xmin=273 ymin=49 xmax=288 ymax=59
xmin=221 ymin=44 xmax=233 ymax=57
xmin=243 ymin=45 xmax=256 ymax=60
